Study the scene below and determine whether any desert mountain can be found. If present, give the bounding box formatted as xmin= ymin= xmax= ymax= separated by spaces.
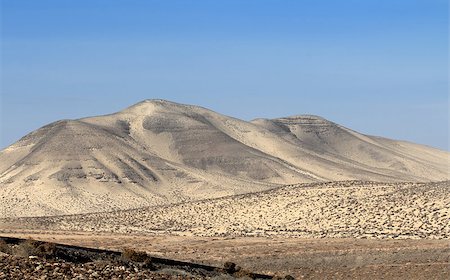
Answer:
xmin=0 ymin=99 xmax=449 ymax=217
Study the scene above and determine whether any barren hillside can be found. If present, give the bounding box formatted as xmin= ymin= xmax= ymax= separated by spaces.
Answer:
xmin=0 ymin=99 xmax=448 ymax=217
xmin=3 ymin=181 xmax=449 ymax=239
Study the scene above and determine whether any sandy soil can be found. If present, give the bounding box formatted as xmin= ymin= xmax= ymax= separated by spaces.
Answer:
xmin=5 ymin=181 xmax=448 ymax=239
xmin=1 ymin=231 xmax=448 ymax=279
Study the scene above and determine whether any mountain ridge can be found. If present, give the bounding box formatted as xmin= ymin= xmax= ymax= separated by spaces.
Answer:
xmin=1 ymin=99 xmax=448 ymax=217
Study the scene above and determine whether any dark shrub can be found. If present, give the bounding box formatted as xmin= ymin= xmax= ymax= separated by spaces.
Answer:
xmin=0 ymin=239 xmax=11 ymax=254
xmin=122 ymin=248 xmax=150 ymax=263
xmin=223 ymin=262 xmax=239 ymax=274
xmin=16 ymin=240 xmax=57 ymax=259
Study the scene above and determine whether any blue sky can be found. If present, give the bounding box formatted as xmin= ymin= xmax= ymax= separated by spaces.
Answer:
xmin=1 ymin=0 xmax=448 ymax=150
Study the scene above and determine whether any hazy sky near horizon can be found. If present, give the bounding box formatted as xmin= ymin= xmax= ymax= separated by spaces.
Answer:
xmin=1 ymin=0 xmax=448 ymax=150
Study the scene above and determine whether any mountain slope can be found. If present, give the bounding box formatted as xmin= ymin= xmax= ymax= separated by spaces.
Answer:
xmin=251 ymin=115 xmax=449 ymax=181
xmin=0 ymin=99 xmax=448 ymax=217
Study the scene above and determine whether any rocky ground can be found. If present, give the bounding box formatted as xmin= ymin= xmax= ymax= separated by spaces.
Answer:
xmin=0 ymin=254 xmax=203 ymax=280
xmin=0 ymin=238 xmax=280 ymax=280
xmin=1 ymin=234 xmax=449 ymax=280
xmin=4 ymin=181 xmax=448 ymax=239
xmin=1 ymin=180 xmax=449 ymax=279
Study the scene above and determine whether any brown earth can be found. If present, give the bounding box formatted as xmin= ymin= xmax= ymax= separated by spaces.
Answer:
xmin=1 ymin=231 xmax=448 ymax=279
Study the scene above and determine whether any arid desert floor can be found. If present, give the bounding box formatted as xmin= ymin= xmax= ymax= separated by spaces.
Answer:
xmin=0 ymin=231 xmax=449 ymax=279
xmin=1 ymin=181 xmax=449 ymax=279
xmin=3 ymin=181 xmax=448 ymax=239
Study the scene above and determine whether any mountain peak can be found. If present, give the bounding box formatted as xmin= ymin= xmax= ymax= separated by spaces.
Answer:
xmin=131 ymin=99 xmax=182 ymax=109
xmin=121 ymin=99 xmax=182 ymax=115
xmin=120 ymin=99 xmax=218 ymax=119
xmin=141 ymin=99 xmax=179 ymax=105
xmin=126 ymin=99 xmax=198 ymax=112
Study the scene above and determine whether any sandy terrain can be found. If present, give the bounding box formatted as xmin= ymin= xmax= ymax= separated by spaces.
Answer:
xmin=0 ymin=232 xmax=448 ymax=279
xmin=1 ymin=99 xmax=449 ymax=217
xmin=4 ymin=181 xmax=448 ymax=240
